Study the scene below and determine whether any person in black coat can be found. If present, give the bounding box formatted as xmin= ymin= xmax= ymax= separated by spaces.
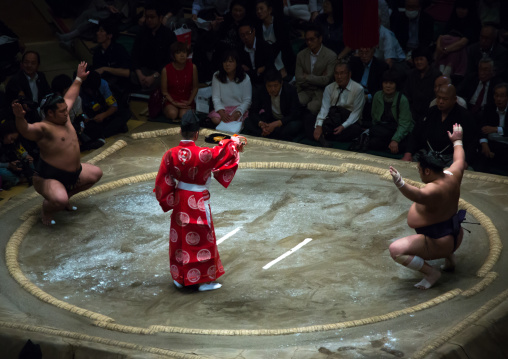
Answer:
xmin=5 ymin=51 xmax=51 ymax=123
xmin=237 ymin=20 xmax=275 ymax=87
xmin=458 ymin=57 xmax=503 ymax=116
xmin=390 ymin=0 xmax=434 ymax=52
xmin=254 ymin=0 xmax=296 ymax=80
xmin=242 ymin=69 xmax=302 ymax=140
xmin=475 ymin=82 xmax=508 ymax=172
xmin=350 ymin=47 xmax=389 ymax=126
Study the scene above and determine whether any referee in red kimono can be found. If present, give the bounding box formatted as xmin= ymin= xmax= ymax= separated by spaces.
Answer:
xmin=155 ymin=112 xmax=246 ymax=291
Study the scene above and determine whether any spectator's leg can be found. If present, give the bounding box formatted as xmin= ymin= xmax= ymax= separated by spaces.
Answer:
xmin=303 ymin=109 xmax=317 ymax=140
xmin=276 ymin=120 xmax=304 ymax=141
xmin=0 ymin=168 xmax=20 ymax=189
xmin=307 ymin=90 xmax=323 ymax=115
xmin=241 ymin=114 xmax=265 ymax=137
xmin=163 ymin=104 xmax=179 ymax=120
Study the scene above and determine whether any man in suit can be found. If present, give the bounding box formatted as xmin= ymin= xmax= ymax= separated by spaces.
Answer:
xmin=390 ymin=0 xmax=434 ymax=52
xmin=295 ymin=25 xmax=337 ymax=116
xmin=350 ymin=47 xmax=389 ymax=126
xmin=466 ymin=24 xmax=508 ymax=81
xmin=458 ymin=57 xmax=503 ymax=117
xmin=476 ymin=82 xmax=508 ymax=172
xmin=242 ymin=69 xmax=302 ymax=140
xmin=6 ymin=51 xmax=51 ymax=123
xmin=237 ymin=21 xmax=275 ymax=88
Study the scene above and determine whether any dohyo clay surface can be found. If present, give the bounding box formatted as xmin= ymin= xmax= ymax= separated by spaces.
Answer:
xmin=1 ymin=125 xmax=507 ymax=359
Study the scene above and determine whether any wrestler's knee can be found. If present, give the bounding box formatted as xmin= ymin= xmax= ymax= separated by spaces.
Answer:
xmin=48 ymin=191 xmax=70 ymax=209
xmin=389 ymin=241 xmax=403 ymax=260
xmin=92 ymin=166 xmax=103 ymax=183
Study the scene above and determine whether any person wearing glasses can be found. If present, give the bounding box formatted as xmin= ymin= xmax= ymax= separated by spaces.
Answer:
xmin=12 ymin=62 xmax=103 ymax=226
xmin=295 ymin=25 xmax=337 ymax=118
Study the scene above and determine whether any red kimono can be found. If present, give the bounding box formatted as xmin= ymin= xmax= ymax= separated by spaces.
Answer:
xmin=155 ymin=139 xmax=241 ymax=286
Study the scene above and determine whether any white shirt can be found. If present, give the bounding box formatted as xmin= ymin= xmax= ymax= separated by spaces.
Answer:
xmin=480 ymin=105 xmax=508 ymax=145
xmin=310 ymin=45 xmax=323 ymax=73
xmin=271 ymin=87 xmax=283 ymax=120
xmin=211 ymin=72 xmax=252 ymax=115
xmin=244 ymin=37 xmax=257 ymax=69
xmin=25 ymin=72 xmax=39 ymax=103
xmin=376 ymin=25 xmax=406 ymax=62
xmin=470 ymin=80 xmax=490 ymax=107
xmin=315 ymin=79 xmax=365 ymax=128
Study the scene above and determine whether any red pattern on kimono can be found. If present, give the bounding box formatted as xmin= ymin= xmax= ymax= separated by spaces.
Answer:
xmin=154 ymin=139 xmax=240 ymax=286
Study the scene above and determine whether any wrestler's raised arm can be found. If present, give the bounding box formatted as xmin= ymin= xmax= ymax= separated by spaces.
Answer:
xmin=447 ymin=123 xmax=466 ymax=179
xmin=64 ymin=61 xmax=90 ymax=110
xmin=13 ymin=102 xmax=44 ymax=142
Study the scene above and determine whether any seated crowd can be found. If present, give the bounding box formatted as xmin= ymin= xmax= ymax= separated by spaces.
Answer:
xmin=1 ymin=0 xmax=508 ymax=190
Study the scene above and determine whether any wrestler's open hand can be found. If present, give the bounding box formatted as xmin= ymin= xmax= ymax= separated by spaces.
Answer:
xmin=389 ymin=166 xmax=405 ymax=188
xmin=12 ymin=102 xmax=26 ymax=118
xmin=447 ymin=123 xmax=463 ymax=142
xmin=77 ymin=61 xmax=90 ymax=81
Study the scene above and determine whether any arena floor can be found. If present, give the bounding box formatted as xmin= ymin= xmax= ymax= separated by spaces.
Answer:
xmin=1 ymin=122 xmax=508 ymax=359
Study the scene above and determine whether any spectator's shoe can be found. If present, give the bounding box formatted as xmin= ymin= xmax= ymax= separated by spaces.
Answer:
xmin=318 ymin=134 xmax=332 ymax=148
xmin=360 ymin=135 xmax=370 ymax=152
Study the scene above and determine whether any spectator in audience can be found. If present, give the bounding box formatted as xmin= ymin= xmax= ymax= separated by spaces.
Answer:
xmin=402 ymin=84 xmax=477 ymax=166
xmin=404 ymin=46 xmax=442 ymax=123
xmin=0 ymin=120 xmax=32 ymax=189
xmin=237 ymin=20 xmax=275 ymax=87
xmin=378 ymin=0 xmax=392 ymax=29
xmin=478 ymin=0 xmax=508 ymax=26
xmin=467 ymin=24 xmax=508 ymax=81
xmin=80 ymin=71 xmax=129 ymax=141
xmin=434 ymin=0 xmax=481 ymax=78
xmin=161 ymin=42 xmax=198 ymax=122
xmin=390 ymin=0 xmax=435 ymax=52
xmin=284 ymin=0 xmax=320 ymax=22
xmin=355 ymin=69 xmax=413 ymax=154
xmin=57 ymin=0 xmax=135 ymax=49
xmin=255 ymin=0 xmax=295 ymax=80
xmin=476 ymin=82 xmax=508 ymax=172
xmin=131 ymin=1 xmax=176 ymax=92
xmin=91 ymin=19 xmax=131 ymax=104
xmin=0 ymin=19 xmax=25 ymax=79
xmin=5 ymin=51 xmax=51 ymax=123
xmin=458 ymin=57 xmax=503 ymax=116
xmin=160 ymin=0 xmax=185 ymax=28
xmin=296 ymin=26 xmax=337 ymax=117
xmin=350 ymin=47 xmax=389 ymax=127
xmin=308 ymin=62 xmax=365 ymax=144
xmin=429 ymin=76 xmax=468 ymax=108
xmin=313 ymin=0 xmax=345 ymax=57
xmin=191 ymin=0 xmax=232 ymax=21
xmin=242 ymin=69 xmax=302 ymax=140
xmin=376 ymin=17 xmax=407 ymax=72
xmin=209 ymin=49 xmax=252 ymax=134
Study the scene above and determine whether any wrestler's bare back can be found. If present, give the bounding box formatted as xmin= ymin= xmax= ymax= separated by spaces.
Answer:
xmin=407 ymin=172 xmax=461 ymax=229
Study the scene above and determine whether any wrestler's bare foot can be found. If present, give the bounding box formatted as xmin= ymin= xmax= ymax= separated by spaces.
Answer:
xmin=198 ymin=282 xmax=222 ymax=292
xmin=415 ymin=268 xmax=441 ymax=290
xmin=41 ymin=206 xmax=55 ymax=226
xmin=441 ymin=254 xmax=456 ymax=272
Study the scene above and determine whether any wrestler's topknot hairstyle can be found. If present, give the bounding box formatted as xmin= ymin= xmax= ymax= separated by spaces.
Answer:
xmin=414 ymin=149 xmax=447 ymax=173
xmin=180 ymin=110 xmax=200 ymax=138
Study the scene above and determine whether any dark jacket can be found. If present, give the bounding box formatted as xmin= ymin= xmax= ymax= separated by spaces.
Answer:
xmin=249 ymin=82 xmax=300 ymax=126
xmin=254 ymin=15 xmax=295 ymax=77
xmin=390 ymin=10 xmax=434 ymax=50
xmin=407 ymin=104 xmax=477 ymax=164
xmin=238 ymin=37 xmax=275 ymax=85
xmin=5 ymin=70 xmax=51 ymax=105
xmin=466 ymin=42 xmax=508 ymax=81
xmin=131 ymin=25 xmax=176 ymax=72
xmin=457 ymin=74 xmax=503 ymax=110
xmin=479 ymin=104 xmax=508 ymax=141
xmin=403 ymin=66 xmax=442 ymax=123
xmin=350 ymin=56 xmax=389 ymax=99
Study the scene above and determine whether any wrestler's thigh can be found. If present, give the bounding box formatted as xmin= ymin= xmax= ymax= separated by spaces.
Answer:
xmin=79 ymin=163 xmax=103 ymax=185
xmin=33 ymin=176 xmax=69 ymax=203
xmin=427 ymin=234 xmax=455 ymax=259
xmin=390 ymin=234 xmax=429 ymax=259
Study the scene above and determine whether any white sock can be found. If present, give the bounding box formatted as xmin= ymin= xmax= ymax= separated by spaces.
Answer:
xmin=173 ymin=280 xmax=183 ymax=288
xmin=198 ymin=282 xmax=222 ymax=292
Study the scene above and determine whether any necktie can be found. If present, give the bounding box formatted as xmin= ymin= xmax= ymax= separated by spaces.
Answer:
xmin=472 ymin=82 xmax=486 ymax=113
